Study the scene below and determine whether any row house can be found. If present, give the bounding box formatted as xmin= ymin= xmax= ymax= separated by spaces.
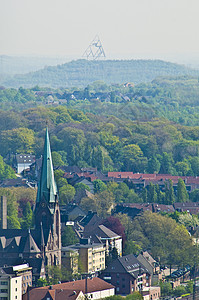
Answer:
xmin=100 ymin=254 xmax=160 ymax=299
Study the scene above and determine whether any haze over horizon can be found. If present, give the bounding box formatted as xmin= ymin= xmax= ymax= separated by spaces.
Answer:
xmin=1 ymin=0 xmax=199 ymax=67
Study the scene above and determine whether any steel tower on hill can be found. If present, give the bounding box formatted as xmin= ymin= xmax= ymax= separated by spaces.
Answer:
xmin=83 ymin=35 xmax=106 ymax=60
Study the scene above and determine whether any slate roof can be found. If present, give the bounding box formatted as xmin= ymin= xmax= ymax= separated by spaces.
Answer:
xmin=102 ymin=254 xmax=149 ymax=279
xmin=142 ymin=251 xmax=156 ymax=266
xmin=80 ymin=211 xmax=102 ymax=229
xmin=15 ymin=154 xmax=35 ymax=164
xmin=0 ymin=178 xmax=29 ymax=188
xmin=0 ymin=228 xmax=50 ymax=252
xmin=84 ymin=224 xmax=121 ymax=240
xmin=23 ymin=230 xmax=41 ymax=253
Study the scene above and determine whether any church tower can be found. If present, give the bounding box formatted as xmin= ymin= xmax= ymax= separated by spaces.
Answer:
xmin=34 ymin=128 xmax=61 ymax=266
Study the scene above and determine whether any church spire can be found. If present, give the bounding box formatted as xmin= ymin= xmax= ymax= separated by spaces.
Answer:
xmin=36 ymin=128 xmax=58 ymax=204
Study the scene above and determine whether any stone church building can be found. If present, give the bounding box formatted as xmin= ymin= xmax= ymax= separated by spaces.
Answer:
xmin=0 ymin=128 xmax=61 ymax=285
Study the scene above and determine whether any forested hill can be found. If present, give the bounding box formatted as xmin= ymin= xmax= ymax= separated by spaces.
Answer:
xmin=2 ymin=59 xmax=199 ymax=88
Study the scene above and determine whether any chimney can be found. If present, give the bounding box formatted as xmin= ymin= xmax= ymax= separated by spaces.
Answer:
xmin=1 ymin=196 xmax=7 ymax=229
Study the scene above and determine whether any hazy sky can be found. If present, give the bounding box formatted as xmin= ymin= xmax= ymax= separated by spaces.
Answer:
xmin=1 ymin=0 xmax=199 ymax=62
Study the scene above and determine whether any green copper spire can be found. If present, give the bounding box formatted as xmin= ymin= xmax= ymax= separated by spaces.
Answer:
xmin=36 ymin=128 xmax=58 ymax=204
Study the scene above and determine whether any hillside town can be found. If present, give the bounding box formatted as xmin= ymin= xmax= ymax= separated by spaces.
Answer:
xmin=0 ymin=128 xmax=197 ymax=300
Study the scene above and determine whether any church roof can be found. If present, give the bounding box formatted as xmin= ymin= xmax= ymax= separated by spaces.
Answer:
xmin=23 ymin=230 xmax=41 ymax=253
xmin=36 ymin=128 xmax=58 ymax=205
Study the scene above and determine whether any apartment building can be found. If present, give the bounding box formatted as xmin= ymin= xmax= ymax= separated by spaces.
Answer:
xmin=62 ymin=238 xmax=106 ymax=273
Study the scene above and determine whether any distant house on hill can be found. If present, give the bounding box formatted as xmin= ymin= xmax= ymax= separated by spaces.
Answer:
xmin=13 ymin=154 xmax=35 ymax=174
xmin=0 ymin=178 xmax=32 ymax=188
xmin=173 ymin=202 xmax=199 ymax=214
xmin=67 ymin=176 xmax=94 ymax=193
xmin=60 ymin=204 xmax=86 ymax=223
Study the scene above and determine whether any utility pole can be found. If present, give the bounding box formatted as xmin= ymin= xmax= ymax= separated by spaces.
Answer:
xmin=193 ymin=263 xmax=196 ymax=300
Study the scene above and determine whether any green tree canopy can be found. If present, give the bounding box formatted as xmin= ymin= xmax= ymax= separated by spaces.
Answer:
xmin=129 ymin=211 xmax=193 ymax=266
xmin=61 ymin=226 xmax=79 ymax=246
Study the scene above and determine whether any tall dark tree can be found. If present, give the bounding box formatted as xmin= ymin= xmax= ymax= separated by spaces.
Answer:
xmin=177 ymin=178 xmax=189 ymax=202
xmin=165 ymin=179 xmax=175 ymax=204
xmin=148 ymin=182 xmax=157 ymax=203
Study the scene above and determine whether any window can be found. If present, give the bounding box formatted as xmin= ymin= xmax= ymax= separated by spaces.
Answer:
xmin=0 ymin=290 xmax=8 ymax=293
xmin=15 ymin=280 xmax=17 ymax=283
xmin=0 ymin=282 xmax=7 ymax=285
xmin=15 ymin=288 xmax=17 ymax=291
xmin=15 ymin=296 xmax=17 ymax=299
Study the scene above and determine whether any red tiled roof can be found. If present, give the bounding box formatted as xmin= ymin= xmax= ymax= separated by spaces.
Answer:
xmin=141 ymin=174 xmax=156 ymax=179
xmin=152 ymin=204 xmax=175 ymax=213
xmin=108 ymin=172 xmax=134 ymax=178
xmin=186 ymin=177 xmax=199 ymax=184
xmin=23 ymin=288 xmax=82 ymax=300
xmin=121 ymin=203 xmax=153 ymax=211
xmin=39 ymin=277 xmax=114 ymax=294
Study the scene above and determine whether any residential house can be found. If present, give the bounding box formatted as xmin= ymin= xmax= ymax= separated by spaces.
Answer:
xmin=60 ymin=204 xmax=86 ymax=223
xmin=79 ymin=211 xmax=102 ymax=230
xmin=83 ymin=224 xmax=122 ymax=256
xmin=152 ymin=204 xmax=175 ymax=214
xmin=100 ymin=254 xmax=152 ymax=295
xmin=67 ymin=176 xmax=94 ymax=193
xmin=23 ymin=288 xmax=84 ymax=300
xmin=13 ymin=154 xmax=35 ymax=174
xmin=23 ymin=277 xmax=115 ymax=300
xmin=137 ymin=251 xmax=162 ymax=285
xmin=173 ymin=202 xmax=199 ymax=214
